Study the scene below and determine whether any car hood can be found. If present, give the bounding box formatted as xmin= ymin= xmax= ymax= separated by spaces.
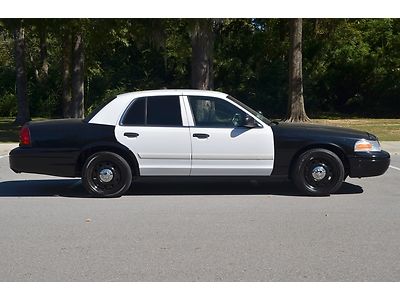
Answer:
xmin=271 ymin=122 xmax=372 ymax=140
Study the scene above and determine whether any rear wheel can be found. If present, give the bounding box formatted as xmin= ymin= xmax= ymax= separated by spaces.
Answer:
xmin=292 ymin=148 xmax=344 ymax=196
xmin=82 ymin=151 xmax=132 ymax=197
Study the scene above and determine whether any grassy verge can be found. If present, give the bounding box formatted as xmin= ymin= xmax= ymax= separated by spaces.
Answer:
xmin=0 ymin=117 xmax=48 ymax=143
xmin=1 ymin=117 xmax=400 ymax=142
xmin=0 ymin=118 xmax=20 ymax=143
xmin=312 ymin=119 xmax=400 ymax=141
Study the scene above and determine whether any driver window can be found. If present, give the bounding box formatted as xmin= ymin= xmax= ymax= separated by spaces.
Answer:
xmin=188 ymin=96 xmax=247 ymax=127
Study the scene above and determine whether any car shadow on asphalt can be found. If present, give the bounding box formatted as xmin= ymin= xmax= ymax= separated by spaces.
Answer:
xmin=0 ymin=178 xmax=363 ymax=198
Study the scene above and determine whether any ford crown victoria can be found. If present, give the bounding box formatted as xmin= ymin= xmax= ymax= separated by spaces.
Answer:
xmin=9 ymin=89 xmax=390 ymax=197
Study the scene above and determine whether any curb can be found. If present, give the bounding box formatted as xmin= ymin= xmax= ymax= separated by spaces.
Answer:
xmin=0 ymin=143 xmax=18 ymax=156
xmin=381 ymin=142 xmax=400 ymax=155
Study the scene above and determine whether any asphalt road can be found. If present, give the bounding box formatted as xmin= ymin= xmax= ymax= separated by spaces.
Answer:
xmin=0 ymin=154 xmax=399 ymax=281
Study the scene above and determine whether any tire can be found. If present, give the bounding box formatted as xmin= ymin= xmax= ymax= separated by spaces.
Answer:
xmin=82 ymin=151 xmax=132 ymax=198
xmin=291 ymin=148 xmax=345 ymax=196
xmin=343 ymin=173 xmax=349 ymax=182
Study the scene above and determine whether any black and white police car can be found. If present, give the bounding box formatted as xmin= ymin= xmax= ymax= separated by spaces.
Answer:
xmin=9 ymin=89 xmax=390 ymax=197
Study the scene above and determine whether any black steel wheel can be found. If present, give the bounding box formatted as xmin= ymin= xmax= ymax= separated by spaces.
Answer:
xmin=82 ymin=151 xmax=132 ymax=197
xmin=292 ymin=148 xmax=345 ymax=196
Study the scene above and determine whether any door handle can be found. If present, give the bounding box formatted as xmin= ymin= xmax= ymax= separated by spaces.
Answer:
xmin=193 ymin=133 xmax=209 ymax=139
xmin=124 ymin=132 xmax=139 ymax=138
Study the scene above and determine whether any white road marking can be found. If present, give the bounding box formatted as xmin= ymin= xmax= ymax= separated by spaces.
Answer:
xmin=389 ymin=165 xmax=400 ymax=171
xmin=0 ymin=155 xmax=8 ymax=159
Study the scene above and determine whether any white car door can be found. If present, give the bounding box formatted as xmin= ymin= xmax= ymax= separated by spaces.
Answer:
xmin=186 ymin=95 xmax=274 ymax=176
xmin=115 ymin=95 xmax=192 ymax=176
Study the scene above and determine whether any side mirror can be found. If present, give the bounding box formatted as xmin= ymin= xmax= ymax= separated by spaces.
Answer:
xmin=243 ymin=115 xmax=257 ymax=128
xmin=232 ymin=113 xmax=258 ymax=128
xmin=232 ymin=113 xmax=243 ymax=127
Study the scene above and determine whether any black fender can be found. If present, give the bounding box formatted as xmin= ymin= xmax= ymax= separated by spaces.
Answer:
xmin=76 ymin=141 xmax=140 ymax=177
xmin=287 ymin=142 xmax=350 ymax=179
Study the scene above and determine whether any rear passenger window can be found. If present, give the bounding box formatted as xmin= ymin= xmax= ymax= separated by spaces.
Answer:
xmin=121 ymin=97 xmax=146 ymax=125
xmin=147 ymin=96 xmax=182 ymax=126
xmin=121 ymin=96 xmax=182 ymax=126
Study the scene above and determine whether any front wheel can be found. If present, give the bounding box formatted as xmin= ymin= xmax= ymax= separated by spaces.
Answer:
xmin=82 ymin=151 xmax=132 ymax=198
xmin=291 ymin=148 xmax=345 ymax=196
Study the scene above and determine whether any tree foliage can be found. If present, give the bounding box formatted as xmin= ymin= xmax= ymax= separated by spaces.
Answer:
xmin=0 ymin=18 xmax=399 ymax=120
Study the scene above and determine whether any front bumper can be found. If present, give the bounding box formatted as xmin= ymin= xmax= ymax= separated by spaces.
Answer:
xmin=9 ymin=146 xmax=80 ymax=177
xmin=348 ymin=150 xmax=390 ymax=178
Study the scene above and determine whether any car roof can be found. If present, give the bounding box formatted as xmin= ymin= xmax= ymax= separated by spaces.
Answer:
xmin=89 ymin=89 xmax=231 ymax=126
xmin=116 ymin=89 xmax=229 ymax=99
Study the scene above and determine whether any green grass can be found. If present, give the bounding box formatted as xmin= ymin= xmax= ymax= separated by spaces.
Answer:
xmin=1 ymin=117 xmax=400 ymax=142
xmin=0 ymin=117 xmax=47 ymax=143
xmin=0 ymin=118 xmax=20 ymax=143
xmin=312 ymin=119 xmax=400 ymax=141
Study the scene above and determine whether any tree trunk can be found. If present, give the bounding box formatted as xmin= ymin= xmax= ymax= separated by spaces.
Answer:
xmin=285 ymin=18 xmax=310 ymax=122
xmin=313 ymin=18 xmax=320 ymax=36
xmin=71 ymin=32 xmax=84 ymax=118
xmin=191 ymin=19 xmax=214 ymax=90
xmin=39 ymin=24 xmax=49 ymax=81
xmin=62 ymin=31 xmax=72 ymax=118
xmin=13 ymin=22 xmax=30 ymax=125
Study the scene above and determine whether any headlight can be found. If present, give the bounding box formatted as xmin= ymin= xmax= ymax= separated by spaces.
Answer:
xmin=354 ymin=139 xmax=381 ymax=152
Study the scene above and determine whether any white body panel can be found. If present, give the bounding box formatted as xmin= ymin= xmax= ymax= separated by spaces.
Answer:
xmin=189 ymin=127 xmax=274 ymax=176
xmin=115 ymin=126 xmax=192 ymax=176
xmin=184 ymin=94 xmax=274 ymax=176
xmin=89 ymin=94 xmax=133 ymax=125
xmin=92 ymin=89 xmax=275 ymax=177
xmin=114 ymin=94 xmax=192 ymax=176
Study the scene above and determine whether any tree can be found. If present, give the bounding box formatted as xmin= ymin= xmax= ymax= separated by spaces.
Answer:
xmin=62 ymin=28 xmax=73 ymax=118
xmin=190 ymin=19 xmax=214 ymax=90
xmin=285 ymin=18 xmax=310 ymax=122
xmin=71 ymin=29 xmax=84 ymax=118
xmin=30 ymin=20 xmax=49 ymax=83
xmin=13 ymin=19 xmax=30 ymax=125
xmin=2 ymin=18 xmax=400 ymax=120
xmin=37 ymin=21 xmax=49 ymax=81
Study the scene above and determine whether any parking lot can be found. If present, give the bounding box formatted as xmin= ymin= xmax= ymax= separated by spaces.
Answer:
xmin=0 ymin=146 xmax=399 ymax=281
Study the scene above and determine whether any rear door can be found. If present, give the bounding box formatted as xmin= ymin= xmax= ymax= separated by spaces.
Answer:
xmin=186 ymin=95 xmax=274 ymax=176
xmin=115 ymin=95 xmax=192 ymax=176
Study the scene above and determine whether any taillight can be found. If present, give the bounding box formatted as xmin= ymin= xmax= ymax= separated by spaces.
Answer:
xmin=20 ymin=125 xmax=31 ymax=146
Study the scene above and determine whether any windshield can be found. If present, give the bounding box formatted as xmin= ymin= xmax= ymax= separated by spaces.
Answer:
xmin=226 ymin=95 xmax=271 ymax=125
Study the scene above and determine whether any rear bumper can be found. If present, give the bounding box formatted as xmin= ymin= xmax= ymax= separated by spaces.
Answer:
xmin=348 ymin=150 xmax=390 ymax=178
xmin=9 ymin=147 xmax=80 ymax=177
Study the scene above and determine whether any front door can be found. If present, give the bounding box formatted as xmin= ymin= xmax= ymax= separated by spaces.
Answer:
xmin=186 ymin=95 xmax=274 ymax=176
xmin=115 ymin=95 xmax=191 ymax=176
